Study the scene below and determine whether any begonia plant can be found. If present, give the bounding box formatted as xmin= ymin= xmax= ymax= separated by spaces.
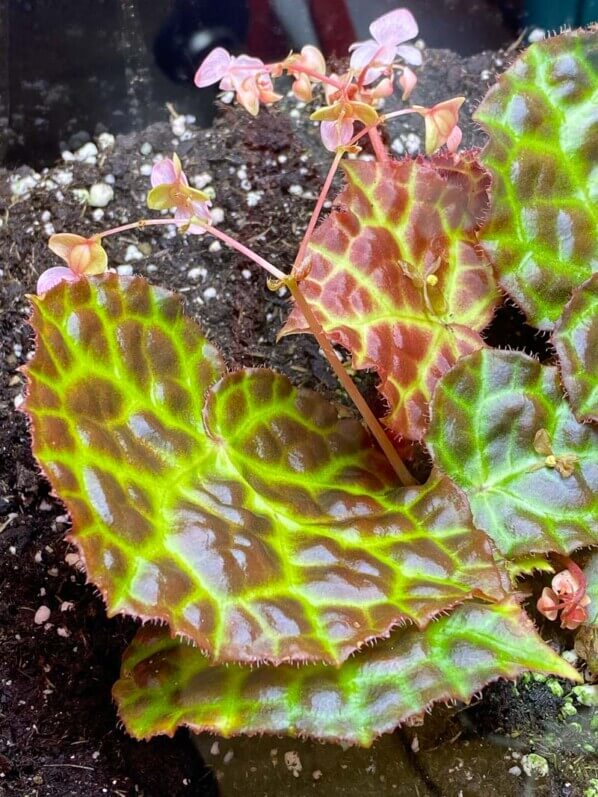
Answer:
xmin=21 ymin=11 xmax=597 ymax=747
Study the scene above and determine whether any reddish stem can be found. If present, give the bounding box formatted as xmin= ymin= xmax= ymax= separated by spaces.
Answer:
xmin=368 ymin=126 xmax=389 ymax=161
xmin=293 ymin=149 xmax=343 ymax=274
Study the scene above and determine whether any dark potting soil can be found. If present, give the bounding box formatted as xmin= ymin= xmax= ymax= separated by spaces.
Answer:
xmin=0 ymin=46 xmax=594 ymax=797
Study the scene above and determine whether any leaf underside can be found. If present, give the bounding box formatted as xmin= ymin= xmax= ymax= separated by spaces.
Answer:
xmin=553 ymin=274 xmax=598 ymax=423
xmin=281 ymin=154 xmax=498 ymax=441
xmin=113 ymin=599 xmax=579 ymax=746
xmin=474 ymin=28 xmax=598 ymax=329
xmin=427 ymin=349 xmax=598 ymax=558
xmin=24 ymin=275 xmax=505 ymax=665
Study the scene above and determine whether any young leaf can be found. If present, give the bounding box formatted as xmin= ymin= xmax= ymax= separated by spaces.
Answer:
xmin=427 ymin=349 xmax=598 ymax=558
xmin=113 ymin=599 xmax=579 ymax=746
xmin=474 ymin=28 xmax=598 ymax=329
xmin=24 ymin=275 xmax=505 ymax=665
xmin=280 ymin=155 xmax=498 ymax=441
xmin=553 ymin=274 xmax=598 ymax=423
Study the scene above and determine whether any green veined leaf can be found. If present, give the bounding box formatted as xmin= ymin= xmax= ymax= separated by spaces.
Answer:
xmin=553 ymin=274 xmax=598 ymax=423
xmin=24 ymin=275 xmax=505 ymax=665
xmin=427 ymin=349 xmax=598 ymax=558
xmin=474 ymin=28 xmax=598 ymax=329
xmin=113 ymin=599 xmax=580 ymax=746
xmin=280 ymin=154 xmax=498 ymax=441
xmin=584 ymin=552 xmax=598 ymax=627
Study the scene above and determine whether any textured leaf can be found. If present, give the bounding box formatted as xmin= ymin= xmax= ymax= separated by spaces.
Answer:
xmin=427 ymin=349 xmax=598 ymax=558
xmin=553 ymin=274 xmax=598 ymax=423
xmin=24 ymin=274 xmax=505 ymax=665
xmin=281 ymin=155 xmax=498 ymax=441
xmin=474 ymin=28 xmax=598 ymax=329
xmin=584 ymin=552 xmax=598 ymax=626
xmin=113 ymin=600 xmax=579 ymax=746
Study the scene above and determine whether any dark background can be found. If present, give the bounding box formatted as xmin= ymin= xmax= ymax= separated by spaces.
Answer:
xmin=0 ymin=0 xmax=596 ymax=167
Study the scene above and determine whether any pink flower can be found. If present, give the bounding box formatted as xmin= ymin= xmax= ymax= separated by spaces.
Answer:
xmin=537 ymin=564 xmax=591 ymax=631
xmin=37 ymin=234 xmax=108 ymax=295
xmin=285 ymin=45 xmax=327 ymax=103
xmin=194 ymin=47 xmax=281 ymax=116
xmin=349 ymin=8 xmax=421 ymax=85
xmin=147 ymin=153 xmax=212 ymax=234
xmin=311 ymin=100 xmax=379 ymax=152
xmin=412 ymin=97 xmax=465 ymax=154
xmin=398 ymin=66 xmax=417 ymax=100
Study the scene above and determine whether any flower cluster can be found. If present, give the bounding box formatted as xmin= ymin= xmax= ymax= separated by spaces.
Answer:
xmin=537 ymin=564 xmax=591 ymax=630
xmin=194 ymin=7 xmax=463 ymax=154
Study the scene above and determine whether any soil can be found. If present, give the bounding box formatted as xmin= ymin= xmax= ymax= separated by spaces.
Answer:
xmin=0 ymin=46 xmax=596 ymax=797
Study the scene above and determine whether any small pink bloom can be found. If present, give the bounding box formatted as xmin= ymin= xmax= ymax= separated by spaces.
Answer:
xmin=349 ymin=8 xmax=421 ymax=84
xmin=398 ymin=66 xmax=417 ymax=100
xmin=537 ymin=564 xmax=591 ymax=631
xmin=412 ymin=97 xmax=465 ymax=154
xmin=286 ymin=45 xmax=327 ymax=102
xmin=36 ymin=266 xmax=79 ymax=295
xmin=320 ymin=119 xmax=355 ymax=151
xmin=194 ymin=48 xmax=281 ymax=116
xmin=148 ymin=153 xmax=212 ymax=234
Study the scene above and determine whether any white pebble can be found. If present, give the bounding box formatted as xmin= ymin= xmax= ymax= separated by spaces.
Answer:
xmin=211 ymin=207 xmax=225 ymax=224
xmin=75 ymin=142 xmax=98 ymax=163
xmin=88 ymin=182 xmax=114 ymax=208
xmin=97 ymin=132 xmax=115 ymax=151
xmin=208 ymin=241 xmax=221 ymax=253
xmin=508 ymin=766 xmax=521 ymax=776
xmin=34 ymin=606 xmax=51 ymax=625
xmin=61 ymin=150 xmax=75 ymax=162
xmin=405 ymin=133 xmax=421 ymax=155
xmin=171 ymin=115 xmax=187 ymax=137
xmin=43 ymin=222 xmax=55 ymax=237
xmin=53 ymin=169 xmax=73 ymax=187
xmin=92 ymin=209 xmax=105 ymax=222
xmin=13 ymin=394 xmax=24 ymax=409
xmin=191 ymin=172 xmax=212 ymax=189
xmin=288 ymin=184 xmax=303 ymax=196
xmin=11 ymin=174 xmax=39 ymax=197
xmin=140 ymin=142 xmax=153 ymax=156
xmin=124 ymin=244 xmax=144 ymax=262
xmin=187 ymin=266 xmax=206 ymax=281
xmin=117 ymin=265 xmax=133 ymax=276
xmin=277 ymin=154 xmax=288 ymax=164
xmin=139 ymin=163 xmax=153 ymax=176
xmin=242 ymin=269 xmax=252 ymax=280
xmin=203 ymin=287 xmax=217 ymax=300
xmin=64 ymin=552 xmax=81 ymax=567
xmin=40 ymin=210 xmax=52 ymax=222
xmin=246 ymin=191 xmax=263 ymax=207
xmin=223 ymin=750 xmax=234 ymax=764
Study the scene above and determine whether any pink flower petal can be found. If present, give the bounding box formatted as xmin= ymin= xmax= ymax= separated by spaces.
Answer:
xmin=175 ymin=207 xmax=207 ymax=236
xmin=370 ymin=8 xmax=418 ymax=46
xmin=396 ymin=43 xmax=423 ymax=66
xmin=349 ymin=40 xmax=381 ymax=72
xmin=446 ymin=125 xmax=462 ymax=153
xmin=320 ymin=119 xmax=354 ymax=152
xmin=194 ymin=47 xmax=231 ymax=87
xmin=537 ymin=587 xmax=559 ymax=621
xmin=36 ymin=266 xmax=78 ymax=295
xmin=151 ymin=158 xmax=178 ymax=187
xmin=399 ymin=66 xmax=417 ymax=100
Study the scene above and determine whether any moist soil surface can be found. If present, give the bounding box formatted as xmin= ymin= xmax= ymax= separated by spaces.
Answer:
xmin=0 ymin=46 xmax=596 ymax=796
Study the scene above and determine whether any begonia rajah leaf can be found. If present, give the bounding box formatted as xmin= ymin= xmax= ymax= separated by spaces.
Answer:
xmin=427 ymin=349 xmax=598 ymax=558
xmin=113 ymin=599 xmax=579 ymax=746
xmin=584 ymin=552 xmax=598 ymax=626
xmin=474 ymin=28 xmax=598 ymax=329
xmin=553 ymin=274 xmax=598 ymax=423
xmin=280 ymin=155 xmax=498 ymax=441
xmin=23 ymin=274 xmax=505 ymax=665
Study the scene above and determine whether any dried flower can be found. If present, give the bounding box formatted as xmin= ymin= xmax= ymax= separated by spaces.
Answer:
xmin=148 ymin=153 xmax=212 ymax=234
xmin=285 ymin=45 xmax=327 ymax=102
xmin=349 ymin=8 xmax=421 ymax=85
